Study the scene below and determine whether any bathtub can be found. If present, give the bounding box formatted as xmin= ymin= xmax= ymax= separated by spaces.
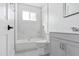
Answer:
xmin=16 ymin=37 xmax=49 ymax=43
xmin=15 ymin=38 xmax=49 ymax=56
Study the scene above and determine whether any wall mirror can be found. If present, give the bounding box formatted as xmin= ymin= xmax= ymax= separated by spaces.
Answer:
xmin=63 ymin=3 xmax=79 ymax=18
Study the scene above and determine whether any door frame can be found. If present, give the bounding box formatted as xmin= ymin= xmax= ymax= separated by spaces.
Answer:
xmin=7 ymin=3 xmax=15 ymax=56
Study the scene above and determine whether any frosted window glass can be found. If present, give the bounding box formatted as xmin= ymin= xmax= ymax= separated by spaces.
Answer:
xmin=22 ymin=11 xmax=29 ymax=20
xmin=30 ymin=12 xmax=36 ymax=21
xmin=22 ymin=11 xmax=37 ymax=21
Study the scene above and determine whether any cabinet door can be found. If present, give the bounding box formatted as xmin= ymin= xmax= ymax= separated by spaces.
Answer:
xmin=50 ymin=37 xmax=65 ymax=56
xmin=65 ymin=43 xmax=79 ymax=56
xmin=60 ymin=40 xmax=79 ymax=56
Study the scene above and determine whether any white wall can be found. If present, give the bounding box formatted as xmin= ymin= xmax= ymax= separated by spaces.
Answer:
xmin=48 ymin=3 xmax=79 ymax=34
xmin=42 ymin=4 xmax=48 ymax=33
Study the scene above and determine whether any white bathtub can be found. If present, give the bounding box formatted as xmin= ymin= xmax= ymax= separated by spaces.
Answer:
xmin=16 ymin=43 xmax=49 ymax=56
xmin=16 ymin=37 xmax=49 ymax=43
xmin=15 ymin=38 xmax=49 ymax=56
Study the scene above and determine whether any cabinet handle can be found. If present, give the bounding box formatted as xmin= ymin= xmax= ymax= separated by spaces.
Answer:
xmin=60 ymin=43 xmax=65 ymax=50
xmin=60 ymin=43 xmax=62 ymax=49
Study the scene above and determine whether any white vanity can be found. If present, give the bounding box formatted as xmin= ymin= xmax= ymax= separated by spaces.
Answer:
xmin=48 ymin=3 xmax=79 ymax=56
xmin=50 ymin=32 xmax=79 ymax=56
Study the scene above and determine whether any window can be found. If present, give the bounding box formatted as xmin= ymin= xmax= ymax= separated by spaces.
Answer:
xmin=23 ymin=11 xmax=29 ymax=20
xmin=30 ymin=12 xmax=36 ymax=21
xmin=22 ymin=11 xmax=37 ymax=21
